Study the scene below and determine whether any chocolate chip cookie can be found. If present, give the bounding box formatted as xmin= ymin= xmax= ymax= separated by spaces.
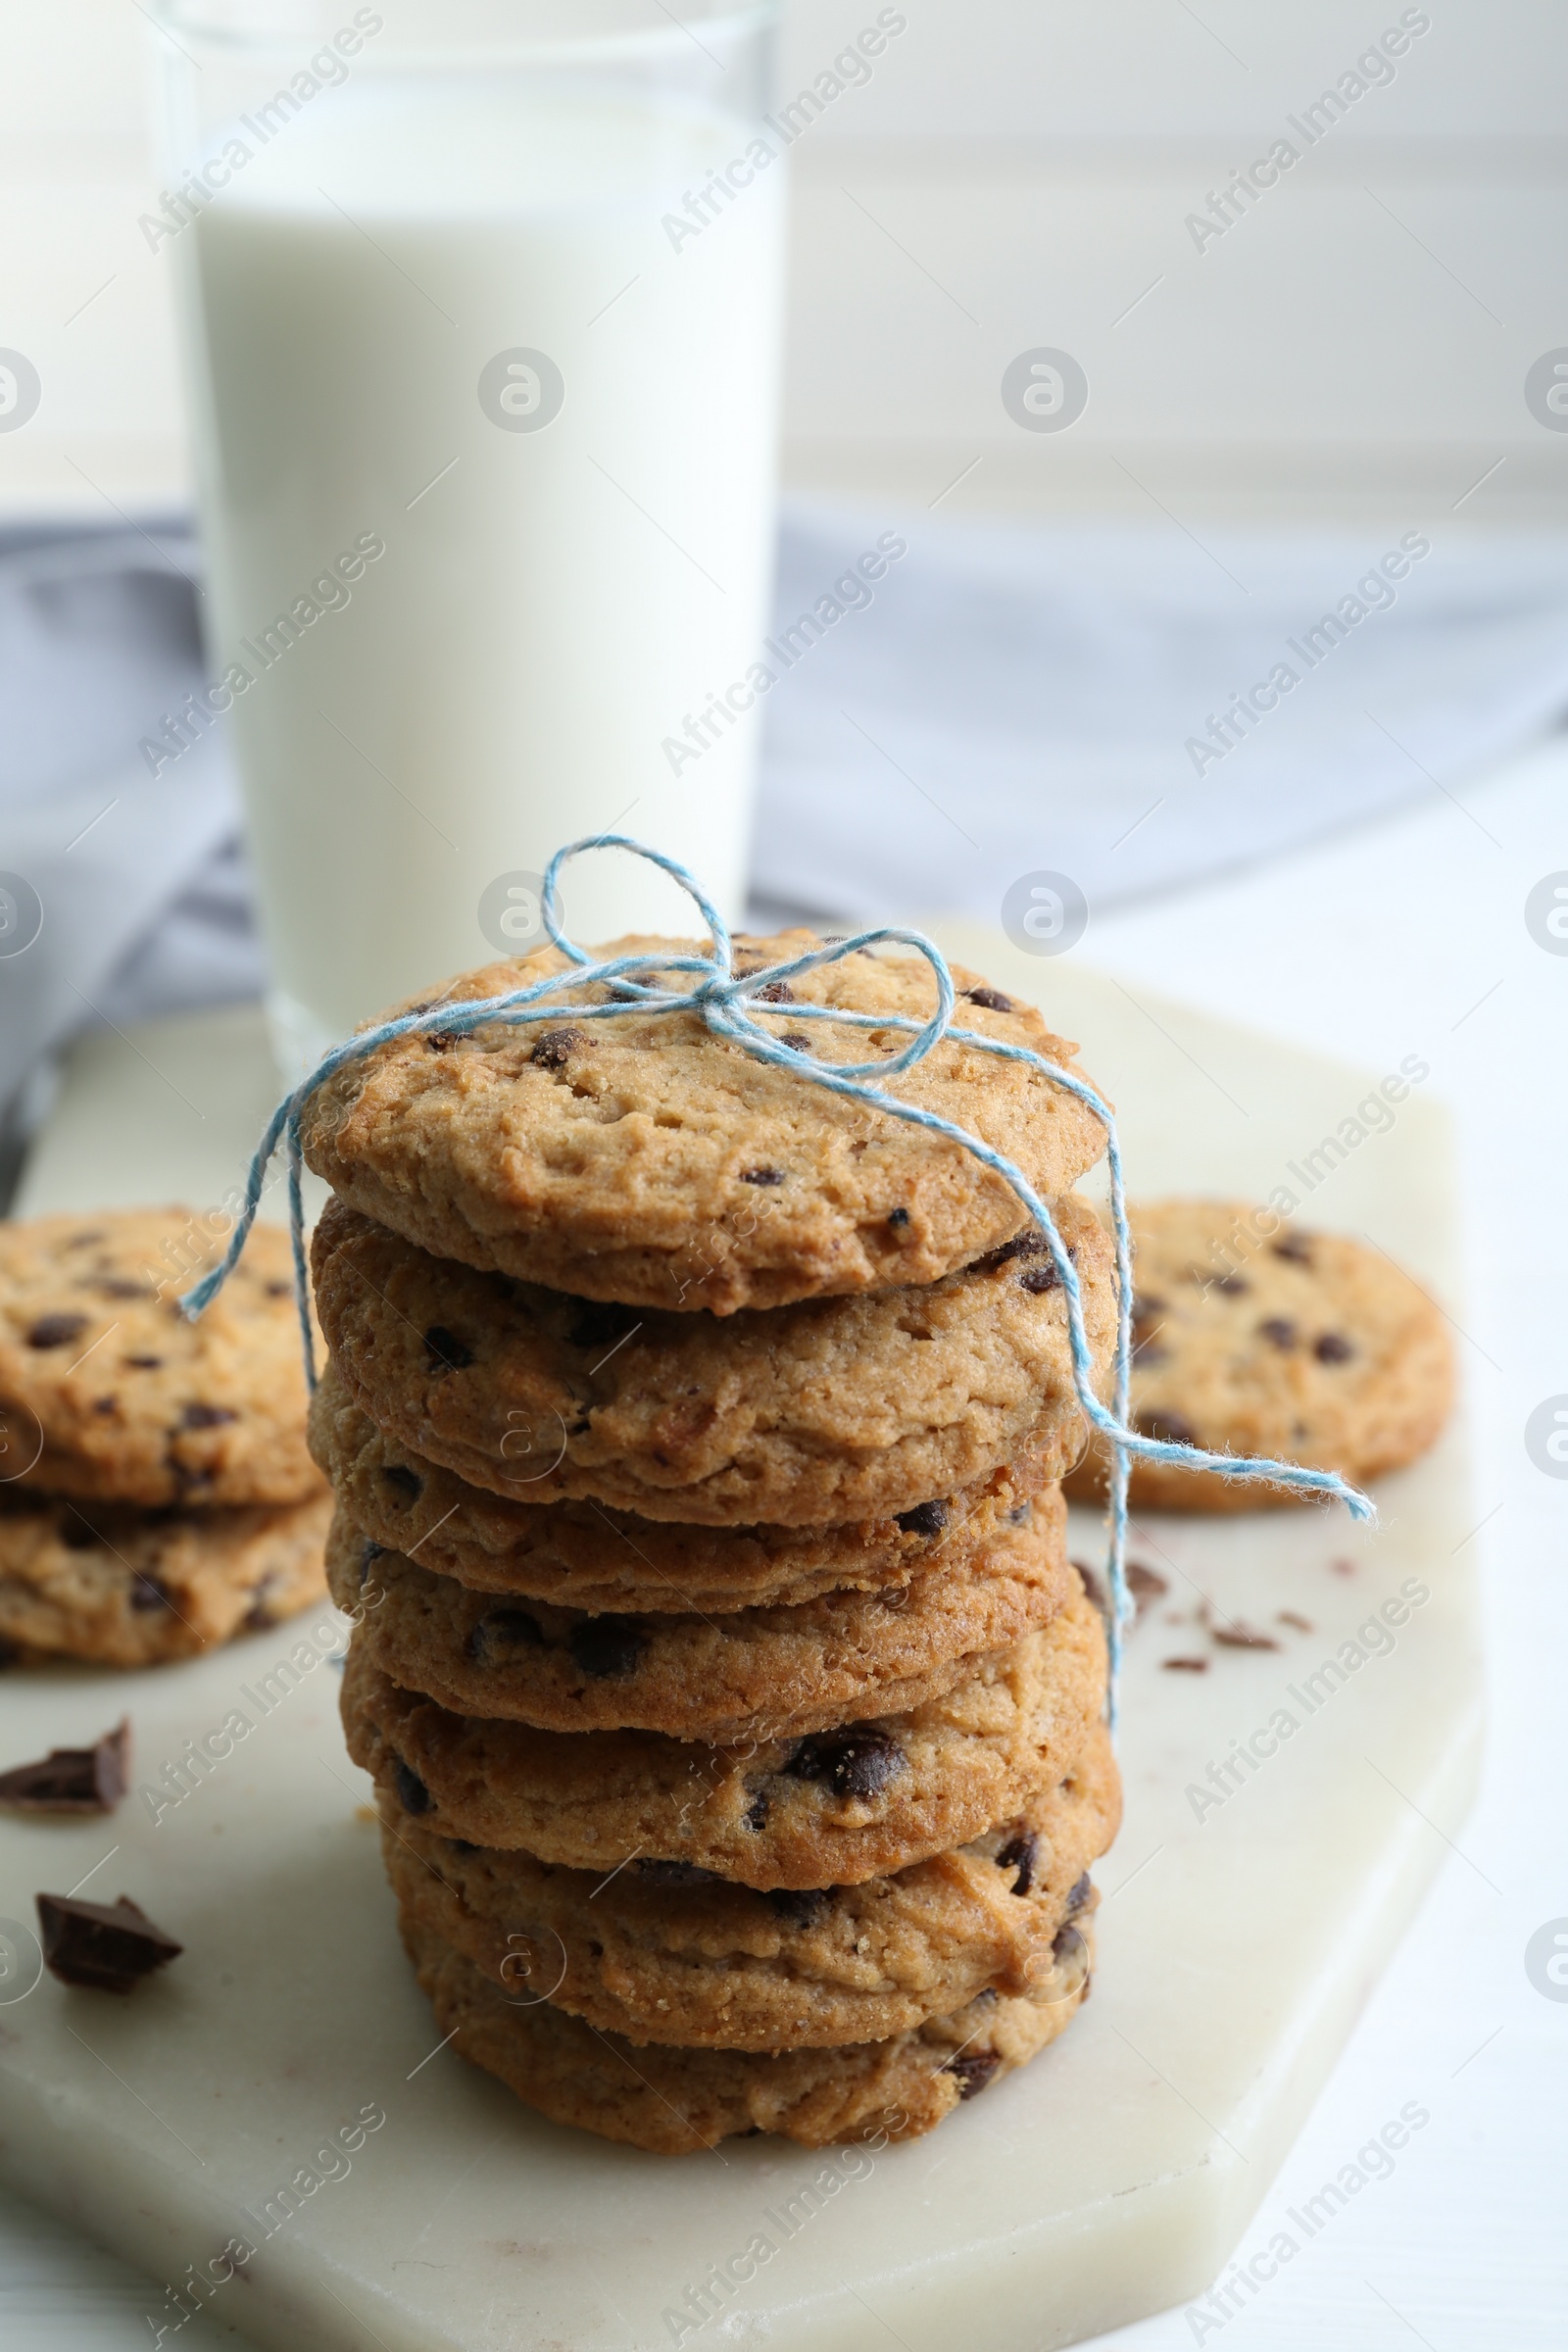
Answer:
xmin=0 ymin=1487 xmax=331 ymax=1666
xmin=380 ymin=1718 xmax=1116 ymax=2049
xmin=0 ymin=1211 xmax=321 ymax=1507
xmin=1063 ymin=1200 xmax=1453 ymax=1510
xmin=299 ymin=932 xmax=1107 ymax=1315
xmin=327 ymin=1487 xmax=1069 ymax=1741
xmin=310 ymin=1356 xmax=1066 ymax=1614
xmin=311 ymin=1194 xmax=1113 ymax=1526
xmin=399 ymin=1908 xmax=1096 ymax=2151
xmin=342 ymin=1581 xmax=1106 ymax=1889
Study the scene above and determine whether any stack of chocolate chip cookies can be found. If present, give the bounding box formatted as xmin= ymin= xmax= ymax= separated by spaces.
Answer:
xmin=0 ymin=1210 xmax=330 ymax=1665
xmin=303 ymin=933 xmax=1123 ymax=2152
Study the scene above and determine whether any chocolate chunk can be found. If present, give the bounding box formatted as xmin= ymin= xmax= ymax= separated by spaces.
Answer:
xmin=743 ymin=1794 xmax=769 ymax=1832
xmin=1211 ymin=1274 xmax=1249 ymax=1297
xmin=566 ymin=1299 xmax=640 ymax=1353
xmin=568 ymin=1619 xmax=645 ymax=1679
xmin=768 ymin=1887 xmax=830 ymax=1927
xmin=0 ymin=1720 xmax=129 ymax=1814
xmin=1019 ymin=1262 xmax=1060 ymax=1296
xmin=531 ymin=1026 xmax=585 ymax=1070
xmin=1126 ymin=1561 xmax=1169 ymax=1614
xmin=975 ymin=1228 xmax=1047 ymax=1273
xmin=946 ymin=2049 xmax=1001 ymax=2099
xmin=753 ymin=980 xmax=793 ymax=1003
xmin=1213 ymin=1620 xmax=1281 ymax=1650
xmin=887 ymin=1205 xmax=909 ymax=1227
xmin=393 ymin=1759 xmax=431 ymax=1815
xmin=1135 ymin=1407 xmax=1199 ymax=1447
xmin=27 ymin=1313 xmax=87 ymax=1350
xmin=1161 ymin=1655 xmax=1209 ymax=1672
xmin=1271 ymin=1233 xmax=1313 ymax=1265
xmin=963 ymin=986 xmax=1012 ymax=1012
xmin=381 ymin=1463 xmax=422 ymax=1502
xmin=424 ymin=1325 xmax=474 ymax=1372
xmin=129 ymin=1576 xmax=170 ymax=1612
xmin=995 ymin=1831 xmax=1038 ymax=1895
xmin=179 ymin=1402 xmax=237 ymax=1430
xmin=1257 ymin=1317 xmax=1298 ymax=1350
xmin=467 ymin=1607 xmax=544 ymax=1660
xmin=123 ymin=1354 xmax=163 ymax=1370
xmin=635 ymin=1858 xmax=724 ymax=1888
xmin=739 ymin=1166 xmax=785 ymax=1186
xmin=1064 ymin=1871 xmax=1092 ymax=1915
xmin=1314 ymin=1332 xmax=1354 ymax=1364
xmin=783 ymin=1726 xmax=906 ymax=1801
xmin=895 ymin=1498 xmax=948 ymax=1538
xmin=779 ymin=1032 xmax=812 ymax=1054
xmin=36 ymin=1892 xmax=181 ymax=1993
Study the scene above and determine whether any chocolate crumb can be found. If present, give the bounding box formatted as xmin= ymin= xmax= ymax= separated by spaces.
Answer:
xmin=568 ymin=1619 xmax=645 ymax=1679
xmin=995 ymin=1831 xmax=1038 ymax=1895
xmin=1313 ymin=1332 xmax=1354 ymax=1363
xmin=963 ymin=986 xmax=1012 ymax=1012
xmin=1212 ymin=1621 xmax=1281 ymax=1650
xmin=1277 ymin=1609 xmax=1313 ymax=1632
xmin=946 ymin=2049 xmax=1001 ymax=2099
xmin=36 ymin=1891 xmax=181 ymax=1993
xmin=1162 ymin=1656 xmax=1209 ymax=1673
xmin=0 ymin=1720 xmax=129 ymax=1814
xmin=531 ymin=1027 xmax=584 ymax=1070
xmin=27 ymin=1313 xmax=88 ymax=1350
xmin=1331 ymin=1557 xmax=1355 ymax=1577
xmin=1126 ymin=1561 xmax=1169 ymax=1615
xmin=895 ymin=1498 xmax=948 ymax=1538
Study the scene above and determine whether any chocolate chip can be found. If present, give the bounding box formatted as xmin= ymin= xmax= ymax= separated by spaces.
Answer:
xmin=768 ymin=1887 xmax=830 ymax=1927
xmin=753 ymin=980 xmax=793 ymax=1003
xmin=743 ymin=1794 xmax=769 ymax=1832
xmin=1019 ymin=1262 xmax=1060 ymax=1295
xmin=425 ymin=1031 xmax=460 ymax=1053
xmin=265 ymin=1280 xmax=291 ymax=1298
xmin=995 ymin=1831 xmax=1037 ymax=1894
xmin=27 ymin=1313 xmax=87 ymax=1349
xmin=179 ymin=1402 xmax=237 ymax=1429
xmin=36 ymin=1892 xmax=182 ymax=1993
xmin=1135 ymin=1407 xmax=1199 ymax=1447
xmin=531 ymin=1026 xmax=584 ymax=1070
xmin=445 ymin=1838 xmax=479 ymax=1855
xmin=946 ymin=2050 xmax=1001 ymax=2099
xmin=1162 ymin=1655 xmax=1209 ymax=1672
xmin=243 ymin=1575 xmax=287 ymax=1632
xmin=123 ymin=1355 xmax=163 ymax=1370
xmin=1271 ymin=1233 xmax=1313 ymax=1265
xmin=895 ymin=1498 xmax=948 ymax=1538
xmin=1212 ymin=1275 xmax=1249 ymax=1296
xmin=1257 ymin=1317 xmax=1298 ymax=1350
xmin=964 ymin=986 xmax=1012 ymax=1012
xmin=1073 ymin=1559 xmax=1106 ymax=1615
xmin=424 ymin=1325 xmax=474 ymax=1372
xmin=1213 ymin=1621 xmax=1281 ymax=1650
xmin=393 ymin=1759 xmax=431 ymax=1815
xmin=359 ymin=1539 xmax=388 ymax=1580
xmin=66 ymin=1230 xmax=106 ymax=1249
xmin=60 ymin=1515 xmax=102 ymax=1551
xmin=635 ymin=1858 xmax=724 ymax=1887
xmin=0 ymin=1720 xmax=128 ymax=1814
xmin=779 ymin=1033 xmax=812 ymax=1053
xmin=783 ymin=1726 xmax=906 ymax=1800
xmin=467 ymin=1608 xmax=544 ymax=1660
xmin=1134 ymin=1292 xmax=1168 ymax=1317
xmin=129 ymin=1576 xmax=170 ymax=1613
xmin=887 ymin=1205 xmax=909 ymax=1228
xmin=1065 ymin=1872 xmax=1092 ymax=1915
xmin=1008 ymin=1500 xmax=1032 ymax=1525
xmin=568 ymin=1619 xmax=645 ymax=1679
xmin=566 ymin=1299 xmax=640 ymax=1353
xmin=739 ymin=1166 xmax=785 ymax=1186
xmin=1314 ymin=1332 xmax=1354 ymax=1364
xmin=381 ymin=1464 xmax=422 ymax=1502
xmin=975 ymin=1228 xmax=1047 ymax=1273
xmin=96 ymin=1279 xmax=146 ymax=1300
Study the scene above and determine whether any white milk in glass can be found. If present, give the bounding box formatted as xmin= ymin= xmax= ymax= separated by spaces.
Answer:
xmin=182 ymin=75 xmax=783 ymax=1063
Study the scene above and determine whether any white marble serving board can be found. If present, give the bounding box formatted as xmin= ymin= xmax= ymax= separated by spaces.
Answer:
xmin=0 ymin=941 xmax=1480 ymax=2352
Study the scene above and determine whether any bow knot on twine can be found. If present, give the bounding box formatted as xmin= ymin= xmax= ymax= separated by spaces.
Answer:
xmin=183 ymin=835 xmax=1374 ymax=1720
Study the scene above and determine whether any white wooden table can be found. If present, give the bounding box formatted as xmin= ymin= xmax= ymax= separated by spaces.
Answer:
xmin=2 ymin=738 xmax=1564 ymax=2349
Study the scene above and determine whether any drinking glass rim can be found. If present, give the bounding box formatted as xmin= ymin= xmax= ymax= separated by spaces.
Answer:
xmin=147 ymin=0 xmax=778 ymax=68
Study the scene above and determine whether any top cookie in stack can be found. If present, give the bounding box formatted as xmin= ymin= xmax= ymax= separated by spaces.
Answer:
xmin=307 ymin=933 xmax=1123 ymax=2152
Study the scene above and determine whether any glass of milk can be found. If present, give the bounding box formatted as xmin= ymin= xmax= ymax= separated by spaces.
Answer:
xmin=149 ymin=1 xmax=784 ymax=1072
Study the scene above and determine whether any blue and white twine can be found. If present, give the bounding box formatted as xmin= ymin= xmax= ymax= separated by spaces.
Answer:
xmin=182 ymin=834 xmax=1374 ymax=1722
